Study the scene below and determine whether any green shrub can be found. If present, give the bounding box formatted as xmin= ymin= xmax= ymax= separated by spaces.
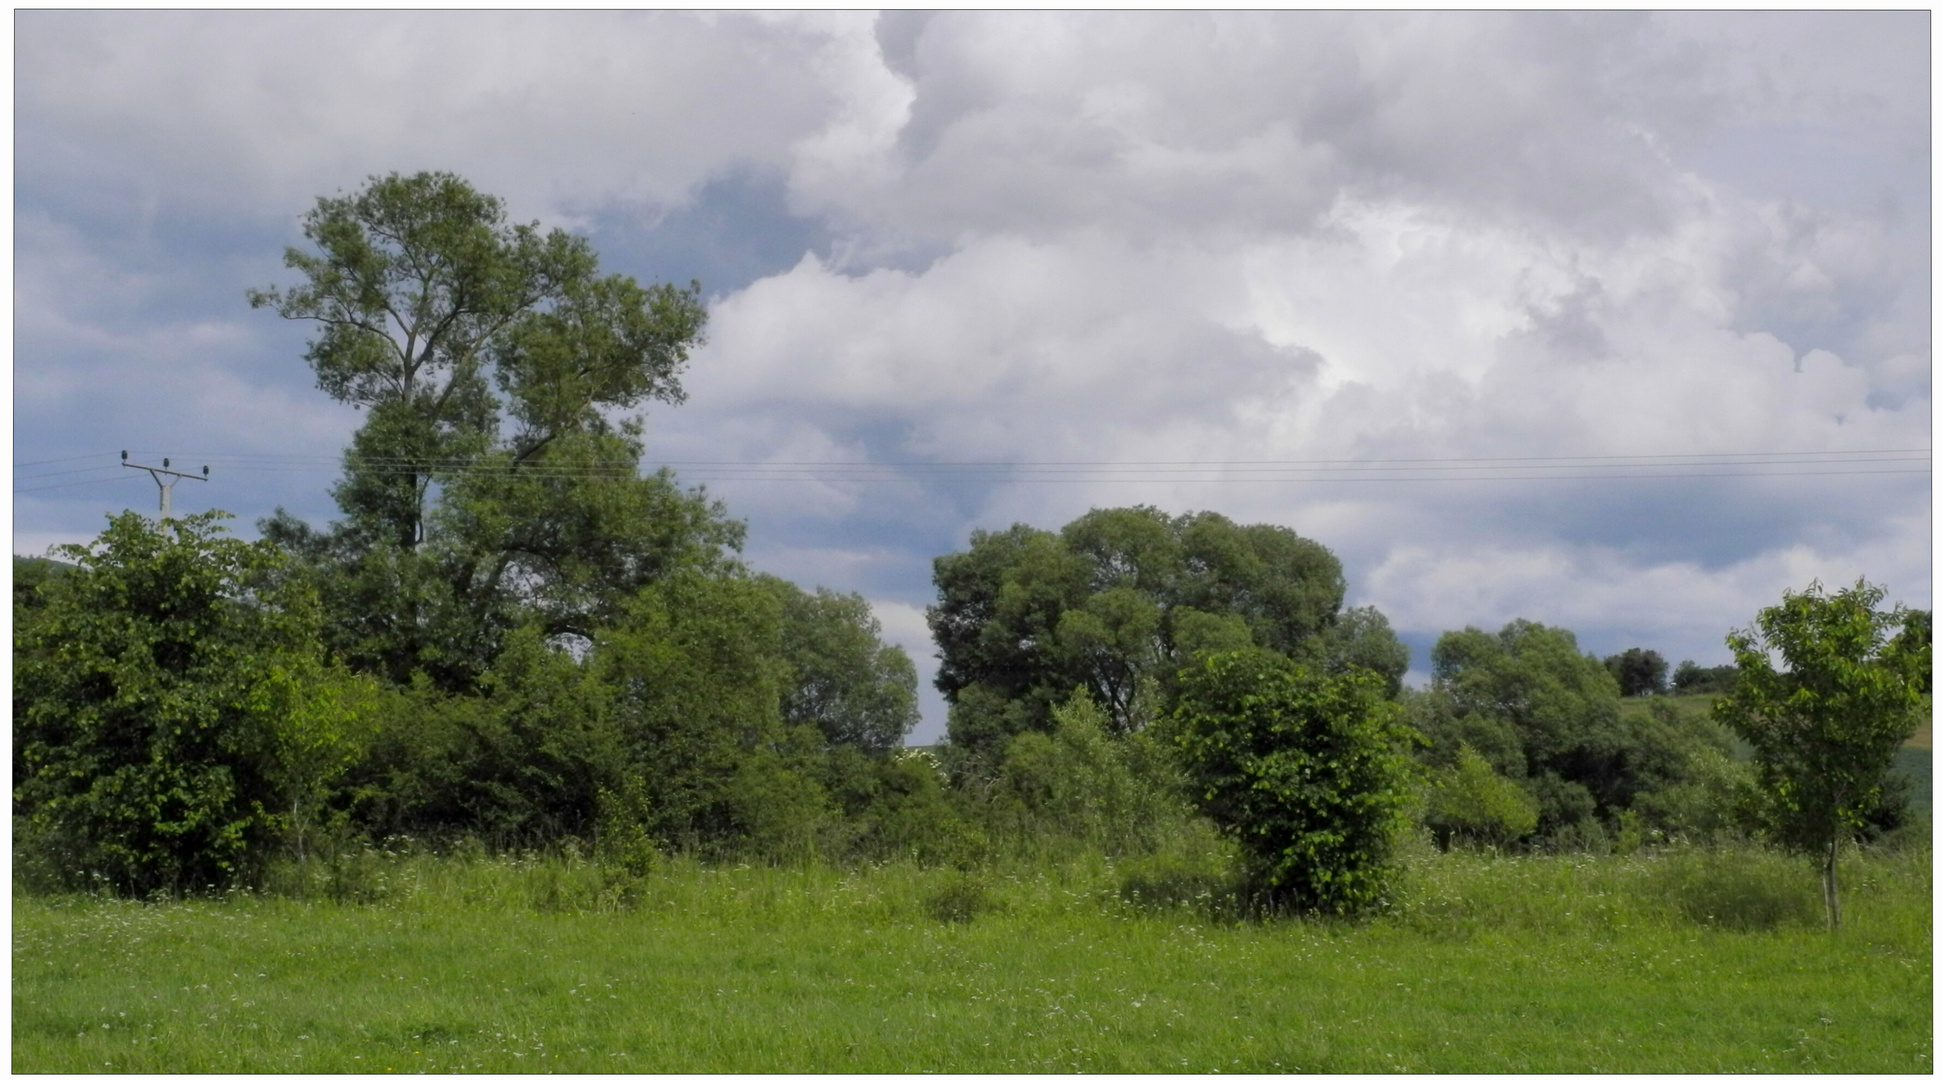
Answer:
xmin=594 ymin=775 xmax=660 ymax=883
xmin=830 ymin=748 xmax=981 ymax=866
xmin=1425 ymin=744 xmax=1539 ymax=849
xmin=922 ymin=871 xmax=999 ymax=923
xmin=1169 ymin=650 xmax=1418 ymax=915
xmin=13 ymin=512 xmax=339 ymax=896
xmin=986 ymin=689 xmax=1197 ymax=858
xmin=1628 ymin=744 xmax=1755 ymax=843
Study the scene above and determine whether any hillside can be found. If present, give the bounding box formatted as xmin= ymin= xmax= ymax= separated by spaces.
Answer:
xmin=1619 ymin=693 xmax=1931 ymax=814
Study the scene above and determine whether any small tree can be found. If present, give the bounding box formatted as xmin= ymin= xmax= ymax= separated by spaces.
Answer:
xmin=1716 ymin=580 xmax=1930 ymax=930
xmin=1169 ymin=650 xmax=1418 ymax=915
xmin=1671 ymin=660 xmax=1738 ymax=695
xmin=1604 ymin=648 xmax=1668 ymax=696
xmin=13 ymin=512 xmax=325 ymax=894
xmin=1426 ymin=744 xmax=1540 ymax=850
xmin=259 ymin=653 xmax=381 ymax=865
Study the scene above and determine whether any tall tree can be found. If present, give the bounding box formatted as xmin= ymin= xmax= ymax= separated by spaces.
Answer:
xmin=763 ymin=577 xmax=921 ymax=756
xmin=1716 ymin=580 xmax=1929 ymax=930
xmin=251 ymin=172 xmax=736 ymax=690
xmin=1418 ymin=620 xmax=1624 ymax=842
xmin=929 ymin=506 xmax=1374 ymax=762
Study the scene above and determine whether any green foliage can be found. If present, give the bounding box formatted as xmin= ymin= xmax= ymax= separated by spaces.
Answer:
xmin=929 ymin=506 xmax=1386 ymax=763
xmin=929 ymin=523 xmax=1090 ymax=759
xmin=763 ymin=576 xmax=921 ymax=755
xmin=258 ymin=654 xmax=381 ymax=865
xmin=331 ymin=562 xmax=944 ymax=864
xmin=1603 ymin=647 xmax=1668 ymax=696
xmin=594 ymin=774 xmax=660 ymax=881
xmin=921 ymin=870 xmax=1001 ymax=923
xmin=1716 ymin=579 xmax=1930 ymax=928
xmin=589 ymin=570 xmax=838 ymax=856
xmin=1425 ymin=744 xmax=1540 ymax=849
xmin=985 ymin=690 xmax=1196 ymax=858
xmin=1671 ymin=660 xmax=1738 ymax=695
xmin=1411 ymin=620 xmax=1741 ymax=848
xmin=1169 ymin=650 xmax=1418 ymax=914
xmin=250 ymin=170 xmax=735 ymax=693
xmin=1615 ymin=697 xmax=1752 ymax=842
xmin=1308 ymin=605 xmax=1413 ymax=698
xmin=1428 ymin=620 xmax=1621 ymax=769
xmin=351 ymin=628 xmax=618 ymax=845
xmin=13 ymin=512 xmax=343 ymax=895
xmin=824 ymin=747 xmax=978 ymax=865
xmin=13 ymin=554 xmax=71 ymax=615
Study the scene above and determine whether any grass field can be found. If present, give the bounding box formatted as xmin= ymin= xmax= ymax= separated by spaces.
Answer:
xmin=13 ymin=840 xmax=1931 ymax=1073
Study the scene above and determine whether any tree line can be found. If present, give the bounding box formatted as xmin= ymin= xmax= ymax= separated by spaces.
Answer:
xmin=13 ymin=173 xmax=1930 ymax=926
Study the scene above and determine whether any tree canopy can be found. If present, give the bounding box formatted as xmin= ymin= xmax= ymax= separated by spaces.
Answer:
xmin=251 ymin=171 xmax=736 ymax=692
xmin=1603 ymin=648 xmax=1668 ymax=696
xmin=1716 ymin=580 xmax=1930 ymax=929
xmin=928 ymin=505 xmax=1402 ymax=763
xmin=1410 ymin=620 xmax=1738 ymax=847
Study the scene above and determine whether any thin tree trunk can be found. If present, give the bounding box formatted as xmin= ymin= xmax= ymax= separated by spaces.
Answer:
xmin=1822 ymin=831 xmax=1842 ymax=931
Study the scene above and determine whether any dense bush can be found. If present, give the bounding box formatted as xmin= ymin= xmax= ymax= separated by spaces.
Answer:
xmin=981 ymin=690 xmax=1198 ymax=859
xmin=1425 ymin=744 xmax=1539 ymax=849
xmin=1409 ymin=621 xmax=1746 ymax=849
xmin=14 ymin=512 xmax=372 ymax=895
xmin=1169 ymin=650 xmax=1418 ymax=915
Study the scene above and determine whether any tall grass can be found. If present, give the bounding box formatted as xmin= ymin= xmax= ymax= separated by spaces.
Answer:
xmin=14 ymin=839 xmax=1931 ymax=1073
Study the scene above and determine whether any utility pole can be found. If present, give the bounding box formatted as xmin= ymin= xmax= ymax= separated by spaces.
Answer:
xmin=121 ymin=451 xmax=209 ymax=520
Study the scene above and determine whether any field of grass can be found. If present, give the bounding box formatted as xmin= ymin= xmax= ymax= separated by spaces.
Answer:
xmin=13 ymin=839 xmax=1931 ymax=1074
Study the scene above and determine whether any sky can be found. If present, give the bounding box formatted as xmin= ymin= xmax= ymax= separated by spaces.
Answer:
xmin=13 ymin=11 xmax=1932 ymax=744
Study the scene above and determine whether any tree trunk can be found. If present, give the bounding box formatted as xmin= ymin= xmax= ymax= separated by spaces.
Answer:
xmin=1822 ymin=831 xmax=1842 ymax=931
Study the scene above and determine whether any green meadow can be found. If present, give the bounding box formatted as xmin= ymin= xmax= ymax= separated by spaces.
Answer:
xmin=14 ymin=841 xmax=1930 ymax=1074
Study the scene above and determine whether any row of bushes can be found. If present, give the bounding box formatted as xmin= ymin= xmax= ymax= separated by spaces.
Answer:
xmin=14 ymin=513 xmax=1924 ymax=917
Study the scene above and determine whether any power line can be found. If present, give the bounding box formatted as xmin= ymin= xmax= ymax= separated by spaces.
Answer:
xmin=14 ymin=446 xmax=1930 ymax=490
xmin=66 ymin=446 xmax=1926 ymax=467
xmin=16 ymin=474 xmax=145 ymax=494
xmin=644 ymin=467 xmax=1932 ymax=484
xmin=13 ymin=451 xmax=117 ymax=468
xmin=11 ymin=463 xmax=123 ymax=482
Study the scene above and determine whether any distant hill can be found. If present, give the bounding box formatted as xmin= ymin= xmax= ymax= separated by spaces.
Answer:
xmin=14 ymin=554 xmax=75 ymax=607
xmin=14 ymin=554 xmax=76 ymax=583
xmin=1620 ymin=692 xmax=1929 ymax=814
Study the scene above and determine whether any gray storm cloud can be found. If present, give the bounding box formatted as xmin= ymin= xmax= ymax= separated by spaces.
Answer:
xmin=14 ymin=11 xmax=1929 ymax=742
